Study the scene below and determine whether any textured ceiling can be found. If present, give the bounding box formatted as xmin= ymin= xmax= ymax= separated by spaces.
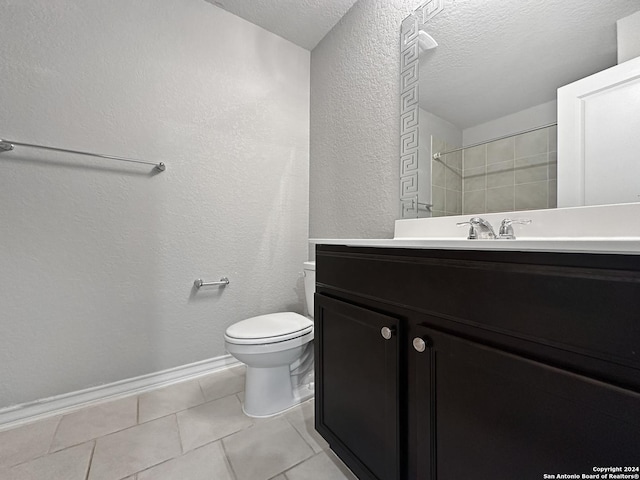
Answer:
xmin=207 ymin=0 xmax=359 ymax=50
xmin=419 ymin=0 xmax=640 ymax=129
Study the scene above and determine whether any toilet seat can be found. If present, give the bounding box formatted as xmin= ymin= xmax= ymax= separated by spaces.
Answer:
xmin=224 ymin=312 xmax=313 ymax=346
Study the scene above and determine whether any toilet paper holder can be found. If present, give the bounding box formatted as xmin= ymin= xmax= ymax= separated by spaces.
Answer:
xmin=194 ymin=277 xmax=230 ymax=288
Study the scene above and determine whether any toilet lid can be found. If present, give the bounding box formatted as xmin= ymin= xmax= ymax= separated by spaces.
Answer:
xmin=225 ymin=312 xmax=313 ymax=341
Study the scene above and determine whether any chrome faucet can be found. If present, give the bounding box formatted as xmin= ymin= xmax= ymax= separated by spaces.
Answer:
xmin=456 ymin=217 xmax=497 ymax=239
xmin=497 ymin=218 xmax=532 ymax=239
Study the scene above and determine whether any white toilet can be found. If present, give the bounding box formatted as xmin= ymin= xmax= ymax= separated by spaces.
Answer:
xmin=224 ymin=261 xmax=316 ymax=417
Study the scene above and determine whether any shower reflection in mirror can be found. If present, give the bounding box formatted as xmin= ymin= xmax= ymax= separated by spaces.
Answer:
xmin=427 ymin=124 xmax=557 ymax=218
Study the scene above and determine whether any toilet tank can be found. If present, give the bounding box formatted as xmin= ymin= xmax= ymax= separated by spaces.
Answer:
xmin=303 ymin=261 xmax=315 ymax=319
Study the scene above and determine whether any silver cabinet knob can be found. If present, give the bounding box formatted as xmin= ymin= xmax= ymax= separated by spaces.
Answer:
xmin=413 ymin=337 xmax=428 ymax=352
xmin=381 ymin=326 xmax=395 ymax=340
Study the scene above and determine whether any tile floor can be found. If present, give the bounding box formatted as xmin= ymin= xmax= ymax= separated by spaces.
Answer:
xmin=0 ymin=366 xmax=357 ymax=480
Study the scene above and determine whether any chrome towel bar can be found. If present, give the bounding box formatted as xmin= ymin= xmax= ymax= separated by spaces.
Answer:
xmin=0 ymin=138 xmax=166 ymax=172
xmin=194 ymin=277 xmax=230 ymax=289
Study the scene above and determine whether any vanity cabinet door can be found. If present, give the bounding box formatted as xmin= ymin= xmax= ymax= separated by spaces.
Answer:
xmin=411 ymin=324 xmax=640 ymax=480
xmin=315 ymin=294 xmax=403 ymax=480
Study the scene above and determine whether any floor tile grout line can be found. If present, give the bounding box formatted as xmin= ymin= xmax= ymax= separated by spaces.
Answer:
xmin=127 ymin=446 xmax=180 ymax=479
xmin=46 ymin=423 xmax=138 ymax=454
xmin=220 ymin=438 xmax=239 ymax=480
xmin=123 ymin=393 xmax=257 ymax=459
xmin=93 ymin=414 xmax=183 ymax=480
xmin=282 ymin=414 xmax=317 ymax=454
xmin=134 ymin=390 xmax=244 ymax=427
xmin=137 ymin=375 xmax=245 ymax=425
xmin=277 ymin=450 xmax=322 ymax=479
xmin=128 ymin=440 xmax=231 ymax=479
xmin=46 ymin=399 xmax=140 ymax=454
xmin=139 ymin=376 xmax=207 ymax=401
xmin=227 ymin=414 xmax=316 ymax=480
xmin=174 ymin=413 xmax=186 ymax=455
xmin=68 ymin=412 xmax=180 ymax=468
xmin=170 ymin=413 xmax=184 ymax=459
xmin=196 ymin=376 xmax=208 ymax=403
xmin=5 ymin=437 xmax=96 ymax=470
xmin=181 ymin=422 xmax=253 ymax=456
xmin=171 ymin=413 xmax=255 ymax=457
xmin=326 ymin=450 xmax=359 ymax=480
xmin=281 ymin=449 xmax=357 ymax=480
xmin=46 ymin=415 xmax=63 ymax=454
xmin=284 ymin=400 xmax=319 ymax=446
xmin=84 ymin=440 xmax=97 ymax=480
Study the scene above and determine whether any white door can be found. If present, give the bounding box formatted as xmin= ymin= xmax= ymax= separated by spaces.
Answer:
xmin=557 ymin=55 xmax=640 ymax=207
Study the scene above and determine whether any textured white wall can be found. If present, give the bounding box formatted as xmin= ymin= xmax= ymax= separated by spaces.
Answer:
xmin=421 ymin=109 xmax=463 ymax=152
xmin=310 ymin=0 xmax=422 ymax=239
xmin=212 ymin=0 xmax=359 ymax=50
xmin=0 ymin=0 xmax=309 ymax=408
xmin=617 ymin=10 xmax=640 ymax=63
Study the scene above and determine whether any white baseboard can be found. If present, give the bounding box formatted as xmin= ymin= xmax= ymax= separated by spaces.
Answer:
xmin=0 ymin=354 xmax=241 ymax=431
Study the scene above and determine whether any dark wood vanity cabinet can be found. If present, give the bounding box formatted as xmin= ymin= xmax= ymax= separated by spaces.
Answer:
xmin=314 ymin=245 xmax=640 ymax=480
xmin=315 ymin=295 xmax=402 ymax=480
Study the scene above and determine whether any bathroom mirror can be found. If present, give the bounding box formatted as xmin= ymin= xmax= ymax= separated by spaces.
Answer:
xmin=399 ymin=0 xmax=640 ymax=218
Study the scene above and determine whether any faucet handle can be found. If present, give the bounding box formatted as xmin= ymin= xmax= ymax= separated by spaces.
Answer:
xmin=498 ymin=218 xmax=532 ymax=239
xmin=456 ymin=220 xmax=478 ymax=239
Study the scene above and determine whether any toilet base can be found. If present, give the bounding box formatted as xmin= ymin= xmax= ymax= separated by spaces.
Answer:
xmin=242 ymin=366 xmax=314 ymax=418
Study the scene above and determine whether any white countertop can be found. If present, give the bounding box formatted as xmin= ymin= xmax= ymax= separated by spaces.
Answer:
xmin=309 ymin=238 xmax=640 ymax=255
xmin=311 ymin=203 xmax=640 ymax=255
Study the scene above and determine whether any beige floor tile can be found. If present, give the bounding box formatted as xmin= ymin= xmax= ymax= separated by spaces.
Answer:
xmin=51 ymin=396 xmax=137 ymax=452
xmin=223 ymin=416 xmax=314 ymax=480
xmin=9 ymin=442 xmax=94 ymax=480
xmin=270 ymin=476 xmax=287 ymax=480
xmin=137 ymin=441 xmax=233 ymax=480
xmin=88 ymin=415 xmax=181 ymax=480
xmin=138 ymin=379 xmax=205 ymax=423
xmin=177 ymin=394 xmax=252 ymax=452
xmin=198 ymin=365 xmax=245 ymax=402
xmin=284 ymin=399 xmax=328 ymax=453
xmin=284 ymin=451 xmax=357 ymax=480
xmin=0 ymin=416 xmax=60 ymax=468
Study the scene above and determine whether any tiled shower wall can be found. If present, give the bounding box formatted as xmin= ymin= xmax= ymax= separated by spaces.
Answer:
xmin=431 ymin=126 xmax=557 ymax=217
xmin=431 ymin=137 xmax=463 ymax=216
